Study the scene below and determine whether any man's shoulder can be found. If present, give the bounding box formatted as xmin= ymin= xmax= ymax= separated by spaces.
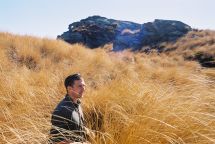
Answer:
xmin=53 ymin=97 xmax=75 ymax=114
xmin=56 ymin=104 xmax=74 ymax=112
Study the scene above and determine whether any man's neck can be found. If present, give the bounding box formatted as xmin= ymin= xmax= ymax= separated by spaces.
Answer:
xmin=67 ymin=94 xmax=79 ymax=104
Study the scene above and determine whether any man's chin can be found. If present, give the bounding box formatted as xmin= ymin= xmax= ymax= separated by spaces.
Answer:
xmin=78 ymin=94 xmax=83 ymax=98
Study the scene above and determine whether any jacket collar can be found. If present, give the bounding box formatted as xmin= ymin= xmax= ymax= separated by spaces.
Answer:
xmin=65 ymin=94 xmax=81 ymax=107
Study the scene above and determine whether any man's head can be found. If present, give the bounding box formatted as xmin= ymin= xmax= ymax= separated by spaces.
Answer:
xmin=64 ymin=73 xmax=86 ymax=99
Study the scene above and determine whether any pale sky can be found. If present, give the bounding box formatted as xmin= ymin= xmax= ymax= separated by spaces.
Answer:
xmin=1 ymin=0 xmax=214 ymax=38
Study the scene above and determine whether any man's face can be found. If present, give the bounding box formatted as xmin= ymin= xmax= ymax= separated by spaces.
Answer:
xmin=68 ymin=78 xmax=86 ymax=99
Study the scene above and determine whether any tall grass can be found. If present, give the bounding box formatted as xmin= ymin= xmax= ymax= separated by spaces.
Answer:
xmin=0 ymin=32 xmax=215 ymax=144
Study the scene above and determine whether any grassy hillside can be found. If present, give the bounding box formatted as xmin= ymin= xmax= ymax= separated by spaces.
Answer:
xmin=162 ymin=30 xmax=215 ymax=67
xmin=0 ymin=32 xmax=215 ymax=144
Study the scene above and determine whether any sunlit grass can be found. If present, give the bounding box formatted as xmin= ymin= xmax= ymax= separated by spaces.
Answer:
xmin=0 ymin=32 xmax=215 ymax=144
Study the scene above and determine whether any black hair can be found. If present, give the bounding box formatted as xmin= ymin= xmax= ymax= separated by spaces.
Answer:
xmin=64 ymin=73 xmax=82 ymax=89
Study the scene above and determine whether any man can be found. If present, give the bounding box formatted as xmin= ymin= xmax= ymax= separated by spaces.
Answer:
xmin=49 ymin=73 xmax=90 ymax=144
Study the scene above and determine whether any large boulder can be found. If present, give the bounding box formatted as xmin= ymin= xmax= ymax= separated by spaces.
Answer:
xmin=58 ymin=16 xmax=191 ymax=51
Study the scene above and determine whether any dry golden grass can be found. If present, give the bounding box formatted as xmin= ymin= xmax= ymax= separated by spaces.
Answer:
xmin=0 ymin=32 xmax=215 ymax=144
xmin=163 ymin=30 xmax=215 ymax=63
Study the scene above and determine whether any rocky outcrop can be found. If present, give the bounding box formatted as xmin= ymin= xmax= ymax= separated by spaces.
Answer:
xmin=58 ymin=16 xmax=191 ymax=51
xmin=187 ymin=52 xmax=215 ymax=68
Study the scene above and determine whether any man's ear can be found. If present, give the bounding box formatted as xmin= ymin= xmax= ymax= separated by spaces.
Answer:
xmin=68 ymin=85 xmax=74 ymax=91
xmin=67 ymin=86 xmax=71 ymax=91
